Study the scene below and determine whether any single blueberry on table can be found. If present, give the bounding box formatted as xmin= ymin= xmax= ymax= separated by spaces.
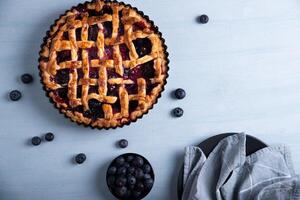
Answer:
xmin=31 ymin=136 xmax=41 ymax=146
xmin=75 ymin=153 xmax=86 ymax=164
xmin=9 ymin=90 xmax=22 ymax=101
xmin=118 ymin=139 xmax=128 ymax=148
xmin=173 ymin=107 xmax=184 ymax=117
xmin=174 ymin=88 xmax=186 ymax=99
xmin=21 ymin=74 xmax=33 ymax=84
xmin=198 ymin=14 xmax=209 ymax=24
xmin=45 ymin=132 xmax=55 ymax=141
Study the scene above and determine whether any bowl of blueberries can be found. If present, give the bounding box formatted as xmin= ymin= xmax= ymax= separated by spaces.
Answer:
xmin=106 ymin=153 xmax=155 ymax=199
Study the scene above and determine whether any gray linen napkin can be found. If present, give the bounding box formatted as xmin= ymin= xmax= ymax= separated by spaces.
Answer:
xmin=182 ymin=133 xmax=300 ymax=200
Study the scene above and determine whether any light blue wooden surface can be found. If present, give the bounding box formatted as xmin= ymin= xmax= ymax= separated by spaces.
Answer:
xmin=1 ymin=0 xmax=300 ymax=199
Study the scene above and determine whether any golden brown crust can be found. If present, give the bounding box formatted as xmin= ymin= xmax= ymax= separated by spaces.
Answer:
xmin=39 ymin=0 xmax=168 ymax=129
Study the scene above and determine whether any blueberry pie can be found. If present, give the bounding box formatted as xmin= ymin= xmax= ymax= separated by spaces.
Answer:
xmin=39 ymin=0 xmax=169 ymax=129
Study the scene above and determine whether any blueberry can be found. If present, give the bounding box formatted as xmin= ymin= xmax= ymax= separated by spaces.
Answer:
xmin=126 ymin=155 xmax=134 ymax=162
xmin=132 ymin=156 xmax=144 ymax=167
xmin=144 ymin=174 xmax=151 ymax=180
xmin=174 ymin=88 xmax=186 ymax=99
xmin=107 ymin=176 xmax=115 ymax=187
xmin=45 ymin=132 xmax=54 ymax=141
xmin=143 ymin=164 xmax=151 ymax=174
xmin=21 ymin=74 xmax=33 ymax=84
xmin=127 ymin=175 xmax=136 ymax=185
xmin=115 ymin=156 xmax=125 ymax=166
xmin=127 ymin=166 xmax=135 ymax=175
xmin=115 ymin=177 xmax=126 ymax=187
xmin=31 ymin=136 xmax=41 ymax=146
xmin=132 ymin=190 xmax=142 ymax=198
xmin=118 ymin=139 xmax=128 ymax=148
xmin=9 ymin=90 xmax=22 ymax=101
xmin=124 ymin=162 xmax=130 ymax=168
xmin=107 ymin=166 xmax=117 ymax=175
xmin=198 ymin=14 xmax=209 ymax=24
xmin=117 ymin=166 xmax=127 ymax=176
xmin=75 ymin=153 xmax=86 ymax=164
xmin=135 ymin=168 xmax=144 ymax=179
xmin=115 ymin=186 xmax=127 ymax=197
xmin=173 ymin=107 xmax=184 ymax=117
xmin=144 ymin=178 xmax=154 ymax=188
xmin=136 ymin=182 xmax=145 ymax=191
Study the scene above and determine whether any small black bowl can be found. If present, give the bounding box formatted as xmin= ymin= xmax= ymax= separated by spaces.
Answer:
xmin=106 ymin=153 xmax=155 ymax=200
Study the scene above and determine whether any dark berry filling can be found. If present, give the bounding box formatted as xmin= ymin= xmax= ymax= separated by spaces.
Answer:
xmin=62 ymin=32 xmax=69 ymax=40
xmin=111 ymin=100 xmax=121 ymax=114
xmin=56 ymin=50 xmax=71 ymax=63
xmin=125 ymin=84 xmax=138 ymax=95
xmin=104 ymin=46 xmax=113 ymax=60
xmin=75 ymin=28 xmax=82 ymax=41
xmin=128 ymin=66 xmax=143 ymax=81
xmin=133 ymin=21 xmax=147 ymax=31
xmin=88 ymin=86 xmax=98 ymax=93
xmin=88 ymin=24 xmax=99 ymax=41
xmin=102 ymin=5 xmax=113 ymax=15
xmin=141 ymin=61 xmax=155 ymax=78
xmin=55 ymin=69 xmax=70 ymax=84
xmin=88 ymin=99 xmax=104 ymax=119
xmin=119 ymin=44 xmax=130 ymax=60
xmin=77 ymin=86 xmax=82 ymax=98
xmin=54 ymin=87 xmax=68 ymax=103
xmin=129 ymin=100 xmax=139 ymax=112
xmin=146 ymin=83 xmax=158 ymax=95
xmin=88 ymin=47 xmax=99 ymax=60
xmin=89 ymin=67 xmax=99 ymax=78
xmin=77 ymin=48 xmax=83 ymax=61
xmin=103 ymin=21 xmax=113 ymax=38
xmin=133 ymin=38 xmax=152 ymax=57
xmin=107 ymin=84 xmax=119 ymax=96
xmin=77 ymin=68 xmax=84 ymax=80
xmin=107 ymin=69 xmax=120 ymax=79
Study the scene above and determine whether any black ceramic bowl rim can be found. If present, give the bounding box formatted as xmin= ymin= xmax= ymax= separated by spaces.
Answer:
xmin=106 ymin=153 xmax=155 ymax=200
xmin=38 ymin=0 xmax=170 ymax=130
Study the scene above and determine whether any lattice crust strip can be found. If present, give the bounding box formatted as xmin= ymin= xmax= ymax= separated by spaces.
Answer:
xmin=39 ymin=0 xmax=168 ymax=127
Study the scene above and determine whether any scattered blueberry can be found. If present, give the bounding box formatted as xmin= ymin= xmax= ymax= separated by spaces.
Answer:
xmin=123 ymin=162 xmax=130 ymax=168
xmin=127 ymin=166 xmax=135 ymax=175
xmin=198 ymin=14 xmax=209 ymax=24
xmin=21 ymin=74 xmax=33 ymax=84
xmin=75 ymin=153 xmax=86 ymax=164
xmin=144 ymin=174 xmax=151 ymax=180
xmin=132 ymin=157 xmax=144 ymax=167
xmin=115 ymin=156 xmax=125 ymax=166
xmin=174 ymin=88 xmax=186 ymax=99
xmin=9 ymin=90 xmax=22 ymax=101
xmin=45 ymin=132 xmax=54 ymax=141
xmin=31 ymin=136 xmax=41 ymax=146
xmin=132 ymin=191 xmax=142 ymax=198
xmin=117 ymin=166 xmax=127 ymax=176
xmin=115 ymin=186 xmax=127 ymax=197
xmin=108 ymin=166 xmax=117 ymax=175
xmin=173 ymin=107 xmax=184 ymax=117
xmin=127 ymin=175 xmax=136 ymax=185
xmin=126 ymin=155 xmax=134 ymax=162
xmin=135 ymin=168 xmax=144 ymax=179
xmin=115 ymin=177 xmax=126 ymax=187
xmin=118 ymin=139 xmax=128 ymax=148
xmin=136 ymin=182 xmax=145 ymax=191
xmin=143 ymin=164 xmax=151 ymax=174
xmin=144 ymin=178 xmax=154 ymax=188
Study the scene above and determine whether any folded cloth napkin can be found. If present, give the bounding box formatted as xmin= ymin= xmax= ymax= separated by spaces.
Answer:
xmin=182 ymin=133 xmax=300 ymax=200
